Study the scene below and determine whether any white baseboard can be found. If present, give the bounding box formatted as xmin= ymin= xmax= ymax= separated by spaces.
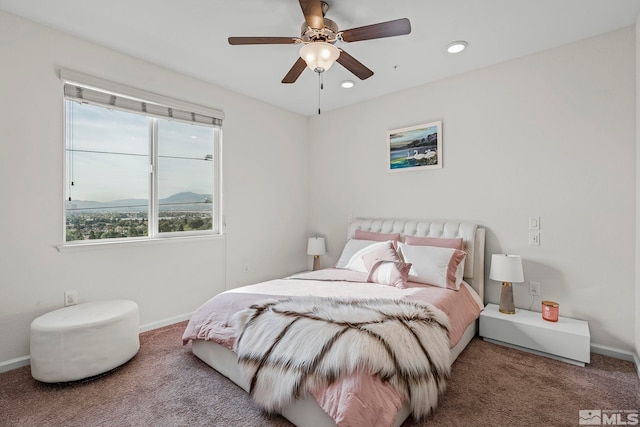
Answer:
xmin=591 ymin=344 xmax=640 ymax=380
xmin=0 ymin=313 xmax=193 ymax=373
xmin=139 ymin=312 xmax=192 ymax=333
xmin=0 ymin=356 xmax=30 ymax=373
xmin=590 ymin=343 xmax=635 ymax=361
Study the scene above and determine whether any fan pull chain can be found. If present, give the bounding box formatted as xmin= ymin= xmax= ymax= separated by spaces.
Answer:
xmin=317 ymin=71 xmax=322 ymax=115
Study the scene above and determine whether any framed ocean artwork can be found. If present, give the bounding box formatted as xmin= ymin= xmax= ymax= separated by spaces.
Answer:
xmin=388 ymin=121 xmax=442 ymax=172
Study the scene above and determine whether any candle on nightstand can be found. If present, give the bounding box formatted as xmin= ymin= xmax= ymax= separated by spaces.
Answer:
xmin=541 ymin=301 xmax=559 ymax=322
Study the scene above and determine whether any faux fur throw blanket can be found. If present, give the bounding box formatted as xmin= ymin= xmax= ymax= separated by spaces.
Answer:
xmin=232 ymin=297 xmax=451 ymax=419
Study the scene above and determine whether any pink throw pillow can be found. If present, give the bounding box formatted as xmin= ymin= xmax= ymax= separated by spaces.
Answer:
xmin=361 ymin=241 xmax=402 ymax=271
xmin=404 ymin=236 xmax=464 ymax=250
xmin=355 ymin=230 xmax=401 ymax=243
xmin=367 ymin=261 xmax=412 ymax=289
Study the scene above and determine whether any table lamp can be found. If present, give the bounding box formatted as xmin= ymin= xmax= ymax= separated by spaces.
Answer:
xmin=489 ymin=254 xmax=524 ymax=314
xmin=307 ymin=237 xmax=326 ymax=271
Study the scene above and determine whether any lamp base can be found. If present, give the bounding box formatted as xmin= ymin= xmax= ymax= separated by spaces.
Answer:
xmin=499 ymin=282 xmax=516 ymax=314
xmin=312 ymin=255 xmax=320 ymax=271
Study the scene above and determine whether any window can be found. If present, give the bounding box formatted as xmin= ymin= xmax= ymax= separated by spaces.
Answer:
xmin=62 ymin=70 xmax=223 ymax=244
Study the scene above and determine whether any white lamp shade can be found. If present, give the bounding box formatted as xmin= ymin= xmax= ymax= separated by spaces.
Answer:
xmin=307 ymin=237 xmax=326 ymax=256
xmin=299 ymin=42 xmax=340 ymax=72
xmin=489 ymin=254 xmax=524 ymax=283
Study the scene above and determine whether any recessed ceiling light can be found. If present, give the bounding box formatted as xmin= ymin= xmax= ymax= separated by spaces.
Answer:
xmin=447 ymin=41 xmax=468 ymax=54
xmin=340 ymin=80 xmax=355 ymax=89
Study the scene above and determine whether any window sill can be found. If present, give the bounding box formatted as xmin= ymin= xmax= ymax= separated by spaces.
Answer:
xmin=55 ymin=233 xmax=225 ymax=252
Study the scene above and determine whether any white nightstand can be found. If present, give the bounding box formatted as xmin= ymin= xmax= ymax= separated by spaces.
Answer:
xmin=479 ymin=303 xmax=590 ymax=366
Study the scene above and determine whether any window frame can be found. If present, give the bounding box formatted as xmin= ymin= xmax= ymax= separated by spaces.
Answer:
xmin=60 ymin=69 xmax=224 ymax=247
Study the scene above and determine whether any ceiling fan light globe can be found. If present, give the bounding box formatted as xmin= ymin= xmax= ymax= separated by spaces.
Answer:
xmin=300 ymin=42 xmax=340 ymax=73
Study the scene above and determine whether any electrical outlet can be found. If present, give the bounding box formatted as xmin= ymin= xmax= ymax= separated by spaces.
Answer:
xmin=64 ymin=290 xmax=78 ymax=306
xmin=528 ymin=231 xmax=540 ymax=246
xmin=529 ymin=282 xmax=541 ymax=297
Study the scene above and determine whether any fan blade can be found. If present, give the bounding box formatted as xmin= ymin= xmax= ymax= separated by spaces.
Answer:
xmin=282 ymin=57 xmax=308 ymax=84
xmin=336 ymin=49 xmax=374 ymax=80
xmin=340 ymin=18 xmax=411 ymax=43
xmin=228 ymin=37 xmax=298 ymax=45
xmin=298 ymin=0 xmax=324 ymax=29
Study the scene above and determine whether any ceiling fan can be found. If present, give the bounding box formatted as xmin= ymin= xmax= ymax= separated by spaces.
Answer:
xmin=228 ymin=0 xmax=411 ymax=84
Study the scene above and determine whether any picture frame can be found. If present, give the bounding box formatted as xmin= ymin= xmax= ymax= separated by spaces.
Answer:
xmin=388 ymin=121 xmax=442 ymax=172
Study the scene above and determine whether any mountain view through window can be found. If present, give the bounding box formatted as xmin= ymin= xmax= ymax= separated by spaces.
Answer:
xmin=65 ymin=101 xmax=217 ymax=242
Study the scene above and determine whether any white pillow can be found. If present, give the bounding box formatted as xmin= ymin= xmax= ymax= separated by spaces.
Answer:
xmin=397 ymin=242 xmax=466 ymax=290
xmin=335 ymin=240 xmax=388 ymax=271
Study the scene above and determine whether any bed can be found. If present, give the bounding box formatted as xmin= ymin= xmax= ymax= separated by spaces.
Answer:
xmin=182 ymin=218 xmax=485 ymax=427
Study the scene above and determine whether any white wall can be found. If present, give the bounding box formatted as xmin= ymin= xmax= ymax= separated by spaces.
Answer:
xmin=0 ymin=11 xmax=308 ymax=364
xmin=308 ymin=27 xmax=636 ymax=351
xmin=1 ymin=9 xmax=636 ymax=365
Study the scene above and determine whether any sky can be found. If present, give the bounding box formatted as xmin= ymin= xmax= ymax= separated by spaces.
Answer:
xmin=389 ymin=123 xmax=438 ymax=148
xmin=66 ymin=101 xmax=215 ymax=202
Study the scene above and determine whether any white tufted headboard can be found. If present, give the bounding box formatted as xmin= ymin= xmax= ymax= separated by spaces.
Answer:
xmin=348 ymin=218 xmax=485 ymax=301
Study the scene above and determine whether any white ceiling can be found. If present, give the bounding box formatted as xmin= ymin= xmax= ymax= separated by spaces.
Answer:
xmin=2 ymin=0 xmax=640 ymax=116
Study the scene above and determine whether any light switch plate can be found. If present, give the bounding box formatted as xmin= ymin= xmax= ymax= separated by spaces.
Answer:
xmin=528 ymin=216 xmax=540 ymax=230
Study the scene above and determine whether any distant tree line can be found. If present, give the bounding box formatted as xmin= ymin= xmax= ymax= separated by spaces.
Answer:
xmin=66 ymin=211 xmax=212 ymax=241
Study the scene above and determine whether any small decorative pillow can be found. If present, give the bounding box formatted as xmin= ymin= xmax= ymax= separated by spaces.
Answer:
xmin=367 ymin=260 xmax=412 ymax=289
xmin=354 ymin=229 xmax=401 ymax=243
xmin=403 ymin=236 xmax=464 ymax=250
xmin=343 ymin=241 xmax=400 ymax=273
xmin=361 ymin=241 xmax=402 ymax=271
xmin=398 ymin=242 xmax=466 ymax=290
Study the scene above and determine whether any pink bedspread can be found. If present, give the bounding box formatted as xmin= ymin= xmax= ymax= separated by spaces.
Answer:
xmin=182 ymin=269 xmax=482 ymax=427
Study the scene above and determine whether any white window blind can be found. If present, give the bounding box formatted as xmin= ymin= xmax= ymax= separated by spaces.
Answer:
xmin=60 ymin=69 xmax=224 ymax=127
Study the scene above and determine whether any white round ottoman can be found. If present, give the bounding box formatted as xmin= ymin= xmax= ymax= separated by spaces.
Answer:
xmin=30 ymin=300 xmax=139 ymax=383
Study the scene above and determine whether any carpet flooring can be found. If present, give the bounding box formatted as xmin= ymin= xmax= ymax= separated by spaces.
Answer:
xmin=1 ymin=321 xmax=638 ymax=427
